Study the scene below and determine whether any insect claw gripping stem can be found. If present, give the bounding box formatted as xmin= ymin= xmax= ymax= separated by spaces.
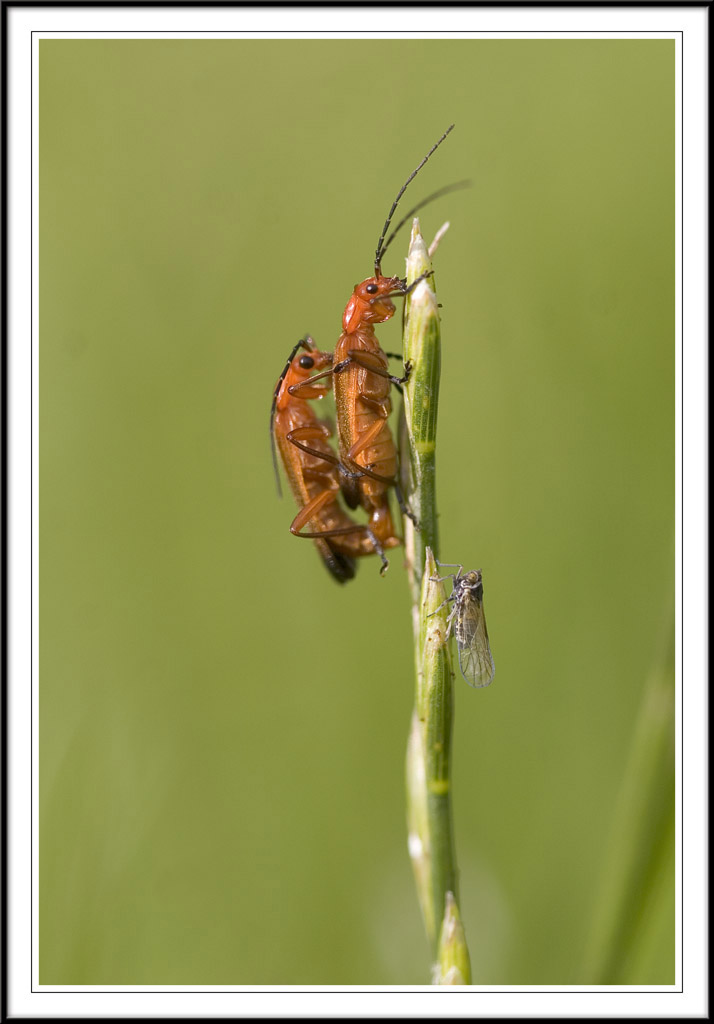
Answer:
xmin=378 ymin=270 xmax=434 ymax=305
xmin=403 ymin=269 xmax=435 ymax=296
xmin=393 ymin=360 xmax=413 ymax=386
xmin=394 ymin=481 xmax=421 ymax=531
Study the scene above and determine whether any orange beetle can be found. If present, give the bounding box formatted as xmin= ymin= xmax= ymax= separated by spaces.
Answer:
xmin=290 ymin=126 xmax=459 ymax=551
xmin=271 ymin=336 xmax=399 ymax=581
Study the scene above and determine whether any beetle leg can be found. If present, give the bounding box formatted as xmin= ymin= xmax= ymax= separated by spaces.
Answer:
xmin=289 ymin=487 xmax=342 ymax=537
xmin=347 ymin=417 xmax=390 ymax=463
xmin=346 ymin=463 xmax=396 ymax=484
xmin=364 ymin=527 xmax=390 ymax=575
xmin=379 ymin=269 xmax=434 ymax=301
xmin=288 ymin=369 xmax=334 ymax=396
xmin=393 ymin=481 xmax=421 ymax=529
xmin=285 ymin=425 xmax=339 ymax=467
xmin=290 ymin=491 xmax=389 ymax=573
xmin=345 ymin=349 xmax=412 ymax=386
xmin=285 ymin=427 xmax=364 ymax=481
xmin=344 ymin=422 xmax=400 ymax=484
xmin=381 ymin=352 xmax=410 ymax=394
xmin=354 ymin=393 xmax=392 ymax=419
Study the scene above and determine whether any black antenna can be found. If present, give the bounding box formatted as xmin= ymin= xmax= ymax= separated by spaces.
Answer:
xmin=270 ymin=338 xmax=311 ymax=498
xmin=377 ymin=179 xmax=471 ymax=267
xmin=374 ymin=124 xmax=455 ymax=275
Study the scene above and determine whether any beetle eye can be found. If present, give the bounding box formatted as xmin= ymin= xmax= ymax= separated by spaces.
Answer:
xmin=299 ymin=356 xmax=314 ymax=369
xmin=365 ymin=283 xmax=378 ymax=295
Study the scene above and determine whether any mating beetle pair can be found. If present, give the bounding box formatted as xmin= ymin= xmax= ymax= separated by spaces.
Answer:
xmin=270 ymin=126 xmax=454 ymax=581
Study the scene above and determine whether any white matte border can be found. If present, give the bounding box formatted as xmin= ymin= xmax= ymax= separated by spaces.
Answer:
xmin=6 ymin=4 xmax=707 ymax=1019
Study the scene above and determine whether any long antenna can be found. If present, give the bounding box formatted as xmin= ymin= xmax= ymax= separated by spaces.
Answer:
xmin=374 ymin=124 xmax=455 ymax=275
xmin=270 ymin=338 xmax=309 ymax=498
xmin=377 ymin=179 xmax=471 ymax=266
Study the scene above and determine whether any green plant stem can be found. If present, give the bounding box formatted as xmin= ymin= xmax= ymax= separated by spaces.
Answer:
xmin=401 ymin=220 xmax=471 ymax=983
xmin=402 ymin=222 xmax=442 ymax=608
xmin=581 ymin=591 xmax=675 ymax=983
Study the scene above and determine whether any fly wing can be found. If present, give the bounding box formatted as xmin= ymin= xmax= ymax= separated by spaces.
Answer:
xmin=454 ymin=597 xmax=495 ymax=688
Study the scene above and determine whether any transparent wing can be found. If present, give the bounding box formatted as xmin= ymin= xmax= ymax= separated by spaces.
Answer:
xmin=454 ymin=597 xmax=495 ymax=688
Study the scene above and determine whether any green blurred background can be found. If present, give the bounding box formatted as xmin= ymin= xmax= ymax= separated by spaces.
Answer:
xmin=40 ymin=39 xmax=674 ymax=985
